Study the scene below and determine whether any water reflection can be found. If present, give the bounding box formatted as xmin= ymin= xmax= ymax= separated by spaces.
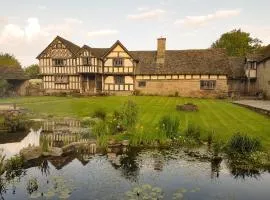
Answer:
xmin=0 ymin=129 xmax=41 ymax=158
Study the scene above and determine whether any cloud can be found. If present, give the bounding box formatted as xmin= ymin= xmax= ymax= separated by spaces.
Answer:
xmin=0 ymin=16 xmax=8 ymax=24
xmin=64 ymin=18 xmax=83 ymax=24
xmin=175 ymin=9 xmax=241 ymax=27
xmin=38 ymin=5 xmax=47 ymax=10
xmin=87 ymin=29 xmax=119 ymax=37
xmin=137 ymin=7 xmax=149 ymax=11
xmin=127 ymin=9 xmax=166 ymax=20
xmin=0 ymin=17 xmax=85 ymax=66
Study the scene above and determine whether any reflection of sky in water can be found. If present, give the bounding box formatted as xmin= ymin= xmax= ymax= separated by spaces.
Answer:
xmin=0 ymin=129 xmax=41 ymax=158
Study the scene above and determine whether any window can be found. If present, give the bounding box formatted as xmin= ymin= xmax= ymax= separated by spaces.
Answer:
xmin=53 ymin=59 xmax=65 ymax=66
xmin=250 ymin=62 xmax=257 ymax=70
xmin=200 ymin=80 xmax=216 ymax=90
xmin=113 ymin=58 xmax=123 ymax=66
xmin=114 ymin=76 xmax=125 ymax=85
xmin=82 ymin=57 xmax=91 ymax=65
xmin=138 ymin=81 xmax=146 ymax=87
xmin=55 ymin=76 xmax=69 ymax=84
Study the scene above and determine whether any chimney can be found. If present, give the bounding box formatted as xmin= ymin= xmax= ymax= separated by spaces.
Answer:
xmin=156 ymin=37 xmax=166 ymax=65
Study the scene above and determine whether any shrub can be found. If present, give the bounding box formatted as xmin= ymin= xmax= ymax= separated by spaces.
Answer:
xmin=227 ymin=133 xmax=262 ymax=155
xmin=185 ymin=123 xmax=201 ymax=142
xmin=92 ymin=120 xmax=109 ymax=137
xmin=3 ymin=112 xmax=30 ymax=132
xmin=110 ymin=100 xmax=139 ymax=133
xmin=92 ymin=108 xmax=107 ymax=120
xmin=121 ymin=100 xmax=138 ymax=129
xmin=176 ymin=103 xmax=198 ymax=112
xmin=158 ymin=115 xmax=180 ymax=139
xmin=0 ymin=79 xmax=10 ymax=97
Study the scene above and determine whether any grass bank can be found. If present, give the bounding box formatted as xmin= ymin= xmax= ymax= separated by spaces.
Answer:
xmin=1 ymin=96 xmax=270 ymax=146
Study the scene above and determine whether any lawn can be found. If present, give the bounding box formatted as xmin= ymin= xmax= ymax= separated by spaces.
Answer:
xmin=1 ymin=96 xmax=270 ymax=146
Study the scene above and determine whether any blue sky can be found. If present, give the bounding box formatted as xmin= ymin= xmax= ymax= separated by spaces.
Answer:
xmin=0 ymin=0 xmax=270 ymax=66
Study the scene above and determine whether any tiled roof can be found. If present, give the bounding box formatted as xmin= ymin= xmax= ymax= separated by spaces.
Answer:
xmin=131 ymin=49 xmax=231 ymax=75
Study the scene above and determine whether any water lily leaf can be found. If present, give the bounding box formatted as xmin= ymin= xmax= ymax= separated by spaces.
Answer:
xmin=44 ymin=191 xmax=55 ymax=198
xmin=152 ymin=187 xmax=162 ymax=193
xmin=178 ymin=188 xmax=187 ymax=193
xmin=142 ymin=184 xmax=152 ymax=190
xmin=125 ymin=191 xmax=135 ymax=197
xmin=190 ymin=189 xmax=196 ymax=193
xmin=59 ymin=193 xmax=71 ymax=199
xmin=30 ymin=192 xmax=41 ymax=199
xmin=133 ymin=187 xmax=141 ymax=194
xmin=173 ymin=192 xmax=184 ymax=199
xmin=195 ymin=187 xmax=200 ymax=191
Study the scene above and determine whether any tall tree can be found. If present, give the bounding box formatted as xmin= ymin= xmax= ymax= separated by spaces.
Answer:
xmin=24 ymin=64 xmax=39 ymax=79
xmin=0 ymin=53 xmax=21 ymax=67
xmin=211 ymin=29 xmax=263 ymax=57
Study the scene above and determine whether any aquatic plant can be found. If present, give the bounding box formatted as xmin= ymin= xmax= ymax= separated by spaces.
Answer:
xmin=121 ymin=100 xmax=138 ymax=129
xmin=125 ymin=184 xmax=163 ymax=200
xmin=212 ymin=140 xmax=224 ymax=157
xmin=0 ymin=149 xmax=5 ymax=175
xmin=185 ymin=123 xmax=201 ymax=142
xmin=158 ymin=115 xmax=180 ymax=139
xmin=207 ymin=130 xmax=214 ymax=147
xmin=26 ymin=178 xmax=38 ymax=195
xmin=92 ymin=120 xmax=109 ymax=137
xmin=41 ymin=136 xmax=49 ymax=152
xmin=92 ymin=108 xmax=107 ymax=120
xmin=226 ymin=133 xmax=262 ymax=155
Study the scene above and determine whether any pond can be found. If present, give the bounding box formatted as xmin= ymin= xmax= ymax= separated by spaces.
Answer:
xmin=0 ymin=124 xmax=270 ymax=200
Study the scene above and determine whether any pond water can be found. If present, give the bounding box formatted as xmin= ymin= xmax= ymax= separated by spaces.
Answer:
xmin=0 ymin=125 xmax=270 ymax=200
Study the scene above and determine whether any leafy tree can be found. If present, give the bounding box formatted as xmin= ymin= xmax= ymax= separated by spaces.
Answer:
xmin=211 ymin=29 xmax=263 ymax=56
xmin=24 ymin=64 xmax=39 ymax=79
xmin=0 ymin=53 xmax=20 ymax=67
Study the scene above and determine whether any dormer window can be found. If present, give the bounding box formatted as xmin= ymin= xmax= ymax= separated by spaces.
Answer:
xmin=82 ymin=57 xmax=91 ymax=65
xmin=113 ymin=58 xmax=123 ymax=66
xmin=53 ymin=59 xmax=66 ymax=66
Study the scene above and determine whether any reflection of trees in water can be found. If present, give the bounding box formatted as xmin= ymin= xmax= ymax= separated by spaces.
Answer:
xmin=109 ymin=147 xmax=140 ymax=182
xmin=39 ymin=160 xmax=50 ymax=176
xmin=226 ymin=159 xmax=262 ymax=180
xmin=211 ymin=158 xmax=222 ymax=179
xmin=0 ymin=178 xmax=6 ymax=200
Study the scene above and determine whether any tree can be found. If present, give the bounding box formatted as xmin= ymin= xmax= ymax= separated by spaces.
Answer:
xmin=211 ymin=29 xmax=263 ymax=57
xmin=24 ymin=64 xmax=39 ymax=79
xmin=0 ymin=53 xmax=21 ymax=67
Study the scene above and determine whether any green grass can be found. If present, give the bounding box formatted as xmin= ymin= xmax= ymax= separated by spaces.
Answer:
xmin=1 ymin=96 xmax=270 ymax=146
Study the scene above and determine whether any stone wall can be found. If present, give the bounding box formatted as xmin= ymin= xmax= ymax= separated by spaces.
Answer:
xmin=135 ymin=79 xmax=228 ymax=98
xmin=256 ymin=60 xmax=270 ymax=99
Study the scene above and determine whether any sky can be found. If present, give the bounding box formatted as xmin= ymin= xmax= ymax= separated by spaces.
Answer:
xmin=0 ymin=0 xmax=270 ymax=67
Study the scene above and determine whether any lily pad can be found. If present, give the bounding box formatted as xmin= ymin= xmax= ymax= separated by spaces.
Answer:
xmin=44 ymin=191 xmax=55 ymax=198
xmin=59 ymin=193 xmax=71 ymax=199
xmin=30 ymin=192 xmax=41 ymax=199
xmin=142 ymin=184 xmax=152 ymax=190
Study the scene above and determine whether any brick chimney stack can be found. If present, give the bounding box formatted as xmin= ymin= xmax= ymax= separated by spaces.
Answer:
xmin=156 ymin=37 xmax=166 ymax=65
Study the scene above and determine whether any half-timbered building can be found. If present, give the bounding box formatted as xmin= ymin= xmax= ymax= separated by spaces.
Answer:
xmin=37 ymin=36 xmax=234 ymax=97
